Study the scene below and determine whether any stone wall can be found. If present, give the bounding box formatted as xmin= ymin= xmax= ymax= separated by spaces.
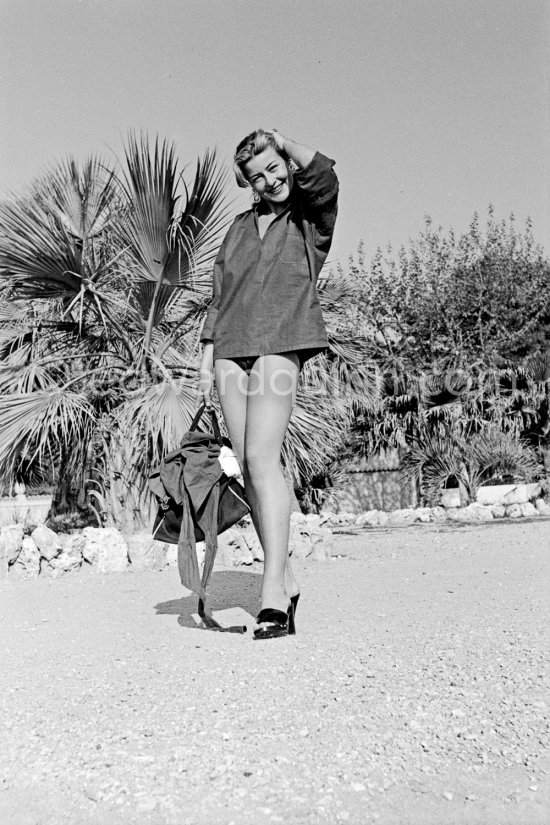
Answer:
xmin=0 ymin=514 xmax=334 ymax=580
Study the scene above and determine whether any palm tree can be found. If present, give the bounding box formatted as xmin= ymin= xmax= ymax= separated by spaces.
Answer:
xmin=0 ymin=135 xmax=232 ymax=528
xmin=0 ymin=134 xmax=378 ymax=529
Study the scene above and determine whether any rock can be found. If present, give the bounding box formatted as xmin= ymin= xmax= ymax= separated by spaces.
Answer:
xmin=535 ymin=498 xmax=550 ymax=516
xmin=325 ymin=512 xmax=356 ymax=526
xmin=10 ymin=536 xmax=40 ymax=578
xmin=505 ymin=503 xmax=523 ymax=519
xmin=289 ymin=530 xmax=312 ymax=560
xmin=290 ymin=512 xmax=318 ymax=531
xmin=388 ymin=508 xmax=419 ymax=527
xmin=40 ymin=558 xmax=60 ymax=578
xmin=447 ymin=504 xmax=493 ymax=523
xmin=490 ymin=504 xmax=506 ymax=519
xmin=289 ymin=515 xmax=311 ymax=559
xmin=81 ymin=527 xmax=129 ymax=573
xmin=431 ymin=506 xmax=447 ymax=522
xmin=240 ymin=528 xmax=263 ymax=562
xmin=215 ymin=515 xmax=333 ymax=566
xmin=0 ymin=524 xmax=24 ymax=564
xmin=58 ymin=533 xmax=85 ymax=570
xmin=288 ymin=514 xmax=334 ymax=559
xmin=356 ymin=510 xmax=388 ymax=527
xmin=126 ymin=534 xmax=168 ymax=571
xmin=41 ymin=535 xmax=84 ymax=577
xmin=518 ymin=501 xmax=538 ymax=518
xmin=40 ymin=558 xmax=65 ymax=578
xmin=416 ymin=507 xmax=435 ymax=523
xmin=31 ymin=524 xmax=62 ymax=561
xmin=217 ymin=529 xmax=253 ymax=566
xmin=0 ymin=525 xmax=24 ymax=577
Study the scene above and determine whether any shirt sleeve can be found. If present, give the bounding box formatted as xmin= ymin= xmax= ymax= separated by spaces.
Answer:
xmin=199 ymin=240 xmax=225 ymax=343
xmin=293 ymin=151 xmax=338 ymax=208
xmin=293 ymin=151 xmax=339 ymax=238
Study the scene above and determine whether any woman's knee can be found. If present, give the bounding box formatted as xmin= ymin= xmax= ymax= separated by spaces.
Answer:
xmin=243 ymin=446 xmax=280 ymax=482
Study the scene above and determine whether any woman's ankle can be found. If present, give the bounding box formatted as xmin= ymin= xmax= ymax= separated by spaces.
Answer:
xmin=259 ymin=581 xmax=289 ymax=613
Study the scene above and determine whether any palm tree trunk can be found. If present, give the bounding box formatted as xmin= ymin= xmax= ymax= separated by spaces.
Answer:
xmin=51 ymin=448 xmax=71 ymax=515
xmin=141 ymin=279 xmax=164 ymax=373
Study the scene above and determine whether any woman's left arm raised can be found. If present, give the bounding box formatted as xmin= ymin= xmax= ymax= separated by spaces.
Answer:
xmin=272 ymin=130 xmax=338 ymax=238
xmin=271 ymin=130 xmax=315 ymax=170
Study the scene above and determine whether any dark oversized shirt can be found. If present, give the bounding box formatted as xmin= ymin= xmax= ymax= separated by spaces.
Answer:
xmin=200 ymin=151 xmax=339 ymax=361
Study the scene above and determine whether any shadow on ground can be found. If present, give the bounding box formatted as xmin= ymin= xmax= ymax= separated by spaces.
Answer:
xmin=154 ymin=569 xmax=262 ymax=633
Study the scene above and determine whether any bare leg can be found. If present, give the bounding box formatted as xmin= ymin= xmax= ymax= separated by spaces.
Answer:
xmin=214 ymin=359 xmax=249 ymax=468
xmin=244 ymin=353 xmax=300 ymax=614
xmin=215 ymin=359 xmax=264 ymax=547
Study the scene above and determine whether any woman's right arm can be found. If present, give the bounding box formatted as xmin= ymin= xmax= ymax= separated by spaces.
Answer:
xmin=198 ymin=342 xmax=214 ymax=408
xmin=197 ymin=240 xmax=225 ymax=408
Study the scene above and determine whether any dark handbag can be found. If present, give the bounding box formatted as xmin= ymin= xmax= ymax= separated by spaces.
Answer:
xmin=152 ymin=405 xmax=250 ymax=545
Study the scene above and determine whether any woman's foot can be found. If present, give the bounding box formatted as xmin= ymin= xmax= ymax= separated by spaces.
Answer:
xmin=255 ymin=581 xmax=291 ymax=639
xmin=253 ymin=606 xmax=292 ymax=640
xmin=259 ymin=582 xmax=290 ymax=616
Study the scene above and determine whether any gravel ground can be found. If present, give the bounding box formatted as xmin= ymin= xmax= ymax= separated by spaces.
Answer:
xmin=0 ymin=518 xmax=548 ymax=825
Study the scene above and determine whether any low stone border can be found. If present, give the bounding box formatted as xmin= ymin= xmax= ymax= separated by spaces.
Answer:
xmin=323 ymin=497 xmax=550 ymax=529
xmin=0 ymin=513 xmax=334 ymax=580
xmin=2 ymin=499 xmax=548 ymax=580
xmin=216 ymin=513 xmax=333 ymax=567
xmin=0 ymin=525 xmax=179 ymax=580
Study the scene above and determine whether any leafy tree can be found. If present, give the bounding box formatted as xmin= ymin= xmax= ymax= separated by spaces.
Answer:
xmin=345 ymin=209 xmax=550 ymax=373
xmin=341 ymin=210 xmax=550 ymax=501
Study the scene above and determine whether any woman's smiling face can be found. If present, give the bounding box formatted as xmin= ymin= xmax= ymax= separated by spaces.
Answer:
xmin=243 ymin=146 xmax=293 ymax=210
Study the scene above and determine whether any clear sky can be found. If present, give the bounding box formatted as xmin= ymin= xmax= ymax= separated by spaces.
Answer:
xmin=1 ymin=0 xmax=548 ymax=264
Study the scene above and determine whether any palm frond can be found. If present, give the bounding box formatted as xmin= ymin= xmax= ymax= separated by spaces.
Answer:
xmin=116 ymin=132 xmax=178 ymax=283
xmin=167 ymin=148 xmax=233 ymax=284
xmin=0 ymin=389 xmax=96 ymax=477
xmin=111 ymin=374 xmax=197 ymax=464
xmin=401 ymin=428 xmax=462 ymax=501
xmin=38 ymin=156 xmax=117 ymax=241
xmin=0 ymin=156 xmax=118 ymax=305
xmin=0 ymin=193 xmax=87 ymax=299
xmin=525 ymin=351 xmax=550 ymax=383
xmin=283 ymin=361 xmax=351 ymax=485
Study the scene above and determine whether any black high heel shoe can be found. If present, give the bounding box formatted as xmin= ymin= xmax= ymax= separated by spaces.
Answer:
xmin=288 ymin=593 xmax=300 ymax=636
xmin=254 ymin=601 xmax=296 ymax=640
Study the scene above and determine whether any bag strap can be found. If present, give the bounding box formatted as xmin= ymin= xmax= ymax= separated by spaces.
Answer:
xmin=189 ymin=404 xmax=223 ymax=446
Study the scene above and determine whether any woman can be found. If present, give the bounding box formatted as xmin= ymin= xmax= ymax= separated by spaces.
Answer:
xmin=198 ymin=129 xmax=339 ymax=639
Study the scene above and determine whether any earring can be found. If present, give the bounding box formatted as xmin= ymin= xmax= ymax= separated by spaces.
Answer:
xmin=252 ymin=192 xmax=261 ymax=204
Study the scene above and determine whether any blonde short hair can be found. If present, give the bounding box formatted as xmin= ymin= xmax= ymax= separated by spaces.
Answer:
xmin=233 ymin=129 xmax=289 ymax=188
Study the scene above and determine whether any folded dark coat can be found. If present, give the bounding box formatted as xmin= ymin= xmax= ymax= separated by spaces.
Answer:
xmin=149 ymin=431 xmax=223 ymax=602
